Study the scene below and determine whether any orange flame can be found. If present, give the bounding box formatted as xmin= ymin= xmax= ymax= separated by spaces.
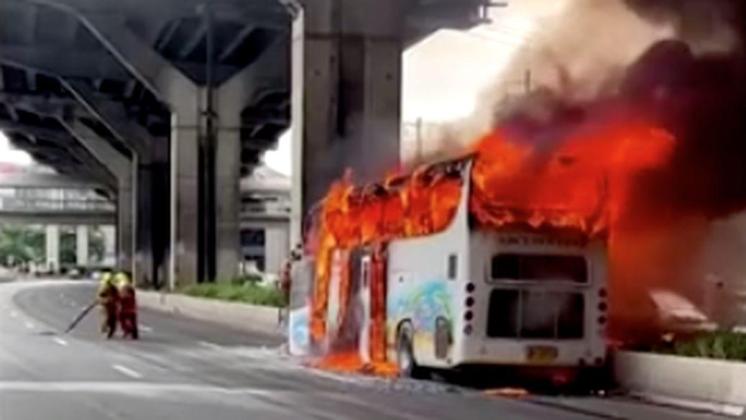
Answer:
xmin=470 ymin=121 xmax=675 ymax=235
xmin=309 ymin=114 xmax=675 ymax=375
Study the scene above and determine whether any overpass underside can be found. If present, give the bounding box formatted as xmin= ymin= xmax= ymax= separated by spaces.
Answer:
xmin=0 ymin=0 xmax=490 ymax=289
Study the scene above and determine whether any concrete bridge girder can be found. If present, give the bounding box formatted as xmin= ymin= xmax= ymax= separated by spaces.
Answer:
xmin=0 ymin=0 xmax=290 ymax=287
xmin=0 ymin=75 xmax=168 ymax=285
xmin=73 ymin=10 xmax=288 ymax=287
xmin=62 ymin=80 xmax=156 ymax=163
xmin=58 ymin=118 xmax=136 ymax=273
xmin=60 ymin=78 xmax=168 ymax=286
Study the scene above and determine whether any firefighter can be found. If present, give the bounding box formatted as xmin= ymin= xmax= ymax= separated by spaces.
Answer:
xmin=280 ymin=244 xmax=303 ymax=303
xmin=280 ymin=260 xmax=292 ymax=302
xmin=115 ymin=270 xmax=139 ymax=339
xmin=97 ymin=270 xmax=119 ymax=339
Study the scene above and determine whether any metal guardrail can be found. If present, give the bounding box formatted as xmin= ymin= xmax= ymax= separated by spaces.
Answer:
xmin=0 ymin=197 xmax=114 ymax=213
xmin=0 ymin=195 xmax=287 ymax=216
xmin=241 ymin=202 xmax=290 ymax=216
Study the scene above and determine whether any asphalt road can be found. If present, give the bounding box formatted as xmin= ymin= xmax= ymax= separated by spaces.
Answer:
xmin=0 ymin=279 xmax=734 ymax=420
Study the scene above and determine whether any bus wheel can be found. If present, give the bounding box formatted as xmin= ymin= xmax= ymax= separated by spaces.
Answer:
xmin=397 ymin=325 xmax=421 ymax=378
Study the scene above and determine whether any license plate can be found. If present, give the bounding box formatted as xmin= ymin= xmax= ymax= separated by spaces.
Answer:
xmin=526 ymin=346 xmax=558 ymax=363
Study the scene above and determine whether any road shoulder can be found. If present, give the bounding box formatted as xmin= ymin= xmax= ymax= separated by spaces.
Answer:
xmin=137 ymin=290 xmax=284 ymax=338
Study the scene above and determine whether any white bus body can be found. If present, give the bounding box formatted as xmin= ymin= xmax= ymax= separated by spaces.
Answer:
xmin=289 ymin=159 xmax=609 ymax=378
xmin=385 ymin=163 xmax=608 ymax=375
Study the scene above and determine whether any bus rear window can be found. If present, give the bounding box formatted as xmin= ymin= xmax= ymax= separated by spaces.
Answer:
xmin=491 ymin=254 xmax=587 ymax=283
xmin=487 ymin=289 xmax=585 ymax=339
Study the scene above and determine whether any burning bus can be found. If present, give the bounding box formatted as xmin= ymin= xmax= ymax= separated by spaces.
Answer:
xmin=288 ymin=147 xmax=618 ymax=378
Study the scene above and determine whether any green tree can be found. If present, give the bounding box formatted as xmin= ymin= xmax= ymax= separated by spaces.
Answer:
xmin=0 ymin=225 xmax=44 ymax=265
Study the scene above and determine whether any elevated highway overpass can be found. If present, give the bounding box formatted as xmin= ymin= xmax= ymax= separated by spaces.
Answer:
xmin=0 ymin=0 xmax=493 ymax=288
xmin=0 ymin=165 xmax=293 ymax=278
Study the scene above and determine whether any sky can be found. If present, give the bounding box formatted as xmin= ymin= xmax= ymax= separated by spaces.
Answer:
xmin=0 ymin=131 xmax=33 ymax=167
xmin=0 ymin=0 xmax=563 ymax=176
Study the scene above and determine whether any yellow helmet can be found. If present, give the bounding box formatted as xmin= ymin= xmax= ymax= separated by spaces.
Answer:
xmin=100 ymin=272 xmax=112 ymax=284
xmin=115 ymin=271 xmax=132 ymax=287
xmin=98 ymin=271 xmax=114 ymax=292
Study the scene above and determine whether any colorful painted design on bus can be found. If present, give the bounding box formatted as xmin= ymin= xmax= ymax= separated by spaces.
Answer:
xmin=388 ymin=280 xmax=453 ymax=332
xmin=289 ymin=305 xmax=310 ymax=355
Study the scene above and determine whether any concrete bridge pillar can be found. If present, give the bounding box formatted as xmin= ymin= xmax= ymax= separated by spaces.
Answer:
xmin=79 ymin=27 xmax=248 ymax=288
xmin=117 ymin=175 xmax=135 ymax=273
xmin=291 ymin=0 xmax=404 ymax=242
xmin=70 ymin=14 xmax=287 ymax=288
xmin=60 ymin=119 xmax=135 ymax=275
xmin=166 ymin=79 xmax=250 ymax=287
xmin=101 ymin=225 xmax=116 ymax=267
xmin=75 ymin=225 xmax=89 ymax=268
xmin=134 ymin=164 xmax=155 ymax=287
xmin=45 ymin=225 xmax=60 ymax=274
xmin=63 ymin=80 xmax=166 ymax=288
xmin=167 ymin=89 xmax=201 ymax=288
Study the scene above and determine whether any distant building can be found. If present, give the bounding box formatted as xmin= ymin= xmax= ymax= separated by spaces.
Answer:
xmin=240 ymin=166 xmax=291 ymax=277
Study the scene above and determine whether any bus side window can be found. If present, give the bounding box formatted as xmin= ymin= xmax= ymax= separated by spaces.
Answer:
xmin=447 ymin=254 xmax=457 ymax=280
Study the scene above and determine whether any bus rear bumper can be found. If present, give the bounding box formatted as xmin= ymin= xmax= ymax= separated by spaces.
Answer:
xmin=451 ymin=339 xmax=607 ymax=369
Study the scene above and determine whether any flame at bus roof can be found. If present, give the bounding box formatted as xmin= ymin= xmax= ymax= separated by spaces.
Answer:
xmin=308 ymin=108 xmax=675 ymax=359
xmin=470 ymin=119 xmax=675 ymax=236
xmin=308 ymin=115 xmax=675 ymax=253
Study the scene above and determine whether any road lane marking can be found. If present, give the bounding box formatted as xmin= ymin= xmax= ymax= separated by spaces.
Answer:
xmin=53 ymin=337 xmax=68 ymax=347
xmin=139 ymin=325 xmax=153 ymax=332
xmin=0 ymin=381 xmax=277 ymax=396
xmin=198 ymin=340 xmax=222 ymax=350
xmin=112 ymin=364 xmax=143 ymax=379
xmin=24 ymin=321 xmax=35 ymax=329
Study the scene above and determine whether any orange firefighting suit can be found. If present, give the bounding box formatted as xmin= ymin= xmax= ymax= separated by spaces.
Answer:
xmin=116 ymin=271 xmax=138 ymax=339
xmin=97 ymin=273 xmax=119 ymax=339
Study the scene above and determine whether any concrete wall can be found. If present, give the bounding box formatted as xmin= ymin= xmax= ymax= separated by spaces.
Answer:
xmin=615 ymin=351 xmax=746 ymax=411
xmin=265 ymin=224 xmax=290 ymax=275
xmin=137 ymin=291 xmax=282 ymax=337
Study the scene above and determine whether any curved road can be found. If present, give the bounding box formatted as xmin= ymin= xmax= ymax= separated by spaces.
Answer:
xmin=0 ymin=279 xmax=732 ymax=420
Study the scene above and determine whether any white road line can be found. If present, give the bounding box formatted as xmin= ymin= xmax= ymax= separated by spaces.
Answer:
xmin=53 ymin=337 xmax=68 ymax=347
xmin=198 ymin=340 xmax=223 ymax=350
xmin=24 ymin=321 xmax=35 ymax=329
xmin=0 ymin=381 xmax=276 ymax=396
xmin=111 ymin=364 xmax=143 ymax=379
xmin=139 ymin=325 xmax=153 ymax=332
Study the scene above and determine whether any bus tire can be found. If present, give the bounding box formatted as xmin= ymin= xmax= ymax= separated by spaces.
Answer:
xmin=396 ymin=324 xmax=422 ymax=378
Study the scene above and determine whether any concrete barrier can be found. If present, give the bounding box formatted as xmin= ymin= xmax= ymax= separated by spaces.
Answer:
xmin=615 ymin=351 xmax=746 ymax=416
xmin=138 ymin=290 xmax=284 ymax=337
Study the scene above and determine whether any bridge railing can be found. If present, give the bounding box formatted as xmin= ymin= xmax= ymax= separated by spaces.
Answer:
xmin=0 ymin=196 xmax=115 ymax=213
xmin=241 ymin=201 xmax=291 ymax=218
